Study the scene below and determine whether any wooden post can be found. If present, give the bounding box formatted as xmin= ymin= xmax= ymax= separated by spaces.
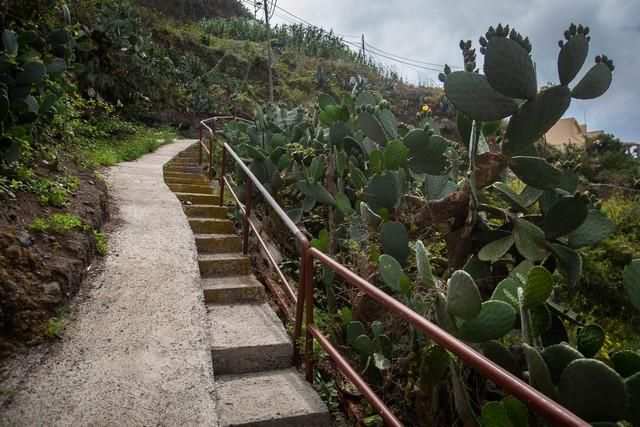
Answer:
xmin=263 ymin=0 xmax=274 ymax=102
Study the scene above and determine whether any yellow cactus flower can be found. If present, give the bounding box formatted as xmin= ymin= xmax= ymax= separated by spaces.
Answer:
xmin=422 ymin=105 xmax=431 ymax=113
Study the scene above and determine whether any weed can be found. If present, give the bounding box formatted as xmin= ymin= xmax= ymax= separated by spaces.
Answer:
xmin=30 ymin=213 xmax=87 ymax=234
xmin=93 ymin=230 xmax=108 ymax=255
xmin=45 ymin=306 xmax=70 ymax=339
xmin=84 ymin=126 xmax=176 ymax=167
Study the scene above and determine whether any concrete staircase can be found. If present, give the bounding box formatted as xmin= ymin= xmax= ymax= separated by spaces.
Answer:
xmin=163 ymin=144 xmax=330 ymax=427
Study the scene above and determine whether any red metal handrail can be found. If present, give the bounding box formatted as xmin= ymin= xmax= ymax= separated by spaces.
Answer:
xmin=198 ymin=115 xmax=589 ymax=427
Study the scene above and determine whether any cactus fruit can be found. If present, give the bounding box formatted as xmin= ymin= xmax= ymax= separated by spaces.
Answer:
xmin=523 ymin=343 xmax=556 ymax=398
xmin=444 ymin=71 xmax=519 ymax=121
xmin=610 ymin=350 xmax=640 ymax=378
xmin=541 ymin=343 xmax=583 ymax=383
xmin=446 ymin=270 xmax=482 ymax=319
xmin=576 ymin=323 xmax=605 ymax=358
xmin=482 ymin=340 xmax=521 ymax=377
xmin=381 ymin=221 xmax=409 ymax=265
xmin=558 ymin=359 xmax=627 ymax=422
xmin=483 ymin=32 xmax=537 ymax=100
xmin=567 ymin=209 xmax=615 ymax=248
xmin=543 ymin=196 xmax=588 ymax=239
xmin=458 ymin=300 xmax=517 ymax=342
xmin=623 ymin=259 xmax=640 ymax=311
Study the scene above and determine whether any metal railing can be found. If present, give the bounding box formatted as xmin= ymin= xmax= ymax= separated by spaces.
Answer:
xmin=198 ymin=115 xmax=589 ymax=427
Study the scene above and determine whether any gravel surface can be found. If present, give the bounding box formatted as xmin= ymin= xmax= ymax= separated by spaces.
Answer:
xmin=0 ymin=140 xmax=218 ymax=426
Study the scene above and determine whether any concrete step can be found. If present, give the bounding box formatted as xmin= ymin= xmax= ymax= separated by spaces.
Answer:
xmin=164 ymin=171 xmax=205 ymax=180
xmin=195 ymin=233 xmax=241 ymax=252
xmin=175 ymin=193 xmax=219 ymax=205
xmin=208 ymin=302 xmax=291 ymax=374
xmin=184 ymin=205 xmax=227 ymax=219
xmin=168 ymin=183 xmax=214 ymax=194
xmin=164 ymin=165 xmax=203 ymax=174
xmin=216 ymin=368 xmax=330 ymax=427
xmin=198 ymin=253 xmax=251 ymax=277
xmin=164 ymin=176 xmax=209 ymax=185
xmin=202 ymin=275 xmax=265 ymax=304
xmin=189 ymin=218 xmax=234 ymax=234
xmin=171 ymin=159 xmax=200 ymax=165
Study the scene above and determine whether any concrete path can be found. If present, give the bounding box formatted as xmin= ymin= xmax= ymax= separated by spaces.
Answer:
xmin=0 ymin=140 xmax=218 ymax=426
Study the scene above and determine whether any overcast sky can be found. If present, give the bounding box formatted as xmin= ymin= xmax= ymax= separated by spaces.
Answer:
xmin=271 ymin=0 xmax=639 ymax=142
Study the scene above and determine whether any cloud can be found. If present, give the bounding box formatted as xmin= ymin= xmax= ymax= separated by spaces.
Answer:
xmin=273 ymin=0 xmax=639 ymax=141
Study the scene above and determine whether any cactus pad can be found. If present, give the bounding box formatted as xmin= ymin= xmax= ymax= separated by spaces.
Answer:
xmin=576 ymin=323 xmax=605 ymax=357
xmin=458 ymin=300 xmax=516 ymax=342
xmin=378 ymin=254 xmax=404 ymax=292
xmin=359 ymin=201 xmax=383 ymax=229
xmin=419 ymin=345 xmax=450 ymax=388
xmin=571 ymin=62 xmax=612 ymax=99
xmin=491 ymin=277 xmax=520 ymax=309
xmin=358 ymin=111 xmax=388 ymax=145
xmin=568 ymin=209 xmax=615 ymax=248
xmin=626 ymin=372 xmax=640 ymax=425
xmin=383 ymin=139 xmax=407 ymax=170
xmin=492 ymin=182 xmax=529 ymax=212
xmin=444 ymin=71 xmax=519 ymax=121
xmin=381 ymin=221 xmax=409 ymax=265
xmin=509 ymin=156 xmax=563 ymax=190
xmin=435 ymin=293 xmax=458 ymax=335
xmin=353 ymin=334 xmax=374 ymax=355
xmin=523 ymin=344 xmax=556 ymax=398
xmin=347 ymin=321 xmax=365 ymax=345
xmin=403 ymin=130 xmax=451 ymax=175
xmin=482 ymin=340 xmax=521 ymax=377
xmin=558 ymin=359 xmax=627 ymax=422
xmin=415 ymin=240 xmax=435 ymax=287
xmin=484 ymin=36 xmax=537 ymax=100
xmin=376 ymin=108 xmax=398 ymax=140
xmin=479 ymin=233 xmax=515 ymax=262
xmin=610 ymin=350 xmax=640 ymax=378
xmin=623 ymin=259 xmax=640 ymax=311
xmin=297 ymin=181 xmax=336 ymax=207
xmin=446 ymin=270 xmax=482 ymax=319
xmin=363 ymin=172 xmax=400 ymax=211
xmin=550 ymin=243 xmax=582 ymax=288
xmin=544 ymin=196 xmax=588 ymax=239
xmin=503 ymin=85 xmax=571 ymax=157
xmin=513 ymin=218 xmax=549 ymax=262
xmin=523 ymin=266 xmax=553 ymax=308
xmin=558 ymin=34 xmax=589 ymax=85
xmin=541 ymin=343 xmax=583 ymax=383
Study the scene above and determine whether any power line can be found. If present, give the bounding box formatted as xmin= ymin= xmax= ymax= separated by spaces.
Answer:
xmin=364 ymin=42 xmax=463 ymax=69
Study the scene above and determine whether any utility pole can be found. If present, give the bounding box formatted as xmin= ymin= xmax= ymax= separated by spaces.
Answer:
xmin=361 ymin=33 xmax=366 ymax=62
xmin=263 ymin=0 xmax=274 ymax=102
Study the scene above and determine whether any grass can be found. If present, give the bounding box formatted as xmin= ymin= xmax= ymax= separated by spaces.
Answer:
xmin=30 ymin=213 xmax=87 ymax=234
xmin=93 ymin=230 xmax=108 ymax=255
xmin=45 ymin=306 xmax=70 ymax=339
xmin=85 ymin=125 xmax=176 ymax=167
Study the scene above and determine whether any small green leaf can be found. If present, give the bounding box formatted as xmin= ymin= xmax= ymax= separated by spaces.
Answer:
xmin=373 ymin=353 xmax=391 ymax=370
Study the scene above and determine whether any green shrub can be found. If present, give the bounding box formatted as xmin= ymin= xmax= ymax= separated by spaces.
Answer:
xmin=30 ymin=213 xmax=87 ymax=234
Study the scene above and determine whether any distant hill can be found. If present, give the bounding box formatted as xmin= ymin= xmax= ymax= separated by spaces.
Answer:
xmin=136 ymin=0 xmax=251 ymax=21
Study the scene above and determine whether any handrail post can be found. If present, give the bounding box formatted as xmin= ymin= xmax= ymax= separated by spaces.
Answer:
xmin=242 ymin=179 xmax=252 ymax=255
xmin=209 ymin=120 xmax=215 ymax=180
xmin=304 ymin=252 xmax=314 ymax=382
xmin=198 ymin=125 xmax=203 ymax=165
xmin=219 ymin=148 xmax=226 ymax=207
xmin=292 ymin=238 xmax=308 ymax=366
